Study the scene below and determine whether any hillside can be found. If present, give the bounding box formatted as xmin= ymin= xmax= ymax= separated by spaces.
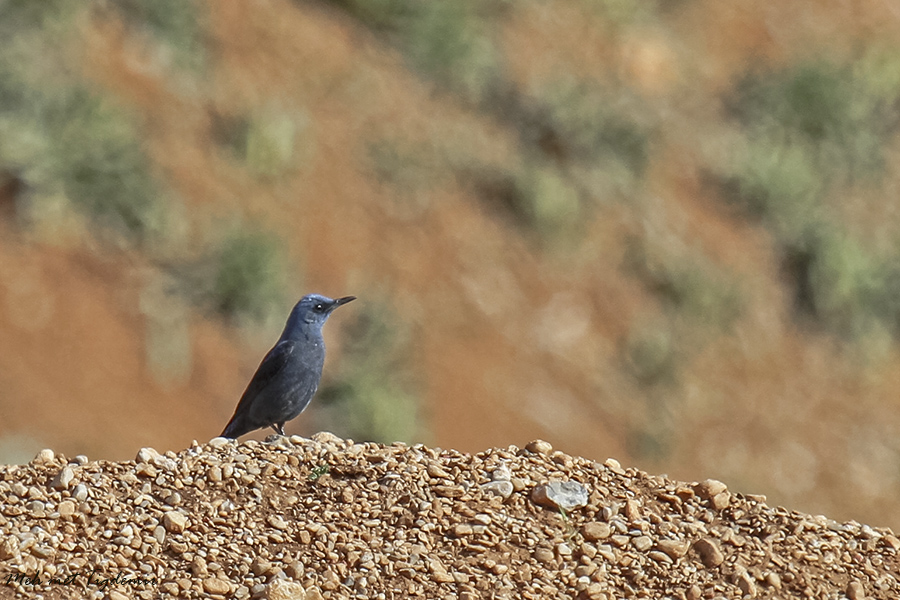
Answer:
xmin=2 ymin=0 xmax=900 ymax=532
xmin=1 ymin=436 xmax=898 ymax=599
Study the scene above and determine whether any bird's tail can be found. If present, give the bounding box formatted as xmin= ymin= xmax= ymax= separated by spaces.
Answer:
xmin=220 ymin=417 xmax=243 ymax=439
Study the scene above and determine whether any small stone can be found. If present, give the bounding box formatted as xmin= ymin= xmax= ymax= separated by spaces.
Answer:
xmin=267 ymin=515 xmax=288 ymax=530
xmin=305 ymin=587 xmax=325 ymax=600
xmin=736 ymin=569 xmax=756 ymax=597
xmin=765 ymin=572 xmax=782 ymax=590
xmin=453 ymin=524 xmax=474 ymax=536
xmin=624 ymin=499 xmax=641 ymax=521
xmin=694 ymin=479 xmax=727 ymax=499
xmin=136 ymin=447 xmax=161 ymax=464
xmin=285 ymin=561 xmax=304 ymax=579
xmin=532 ymin=481 xmax=589 ymax=511
xmin=492 ymin=466 xmax=512 ymax=481
xmin=428 ymin=558 xmax=454 ymax=583
xmin=192 ymin=556 xmax=209 ymax=576
xmin=57 ymin=500 xmax=75 ymax=517
xmin=582 ymin=522 xmax=611 ymax=541
xmin=135 ymin=463 xmax=157 ymax=478
xmin=692 ymin=538 xmax=724 ymax=568
xmin=603 ymin=458 xmax=625 ymax=475
xmin=847 ymin=580 xmax=866 ymax=600
xmin=427 ymin=463 xmax=451 ymax=478
xmin=208 ymin=466 xmax=223 ymax=482
xmin=710 ymin=491 xmax=731 ymax=510
xmin=534 ymin=548 xmax=555 ymax=564
xmin=525 ymin=440 xmax=553 ymax=455
xmin=32 ymin=449 xmax=55 ymax=464
xmin=480 ymin=480 xmax=514 ymax=499
xmin=252 ymin=557 xmax=272 ymax=576
xmin=208 ymin=437 xmax=232 ymax=448
xmin=163 ymin=511 xmax=188 ymax=533
xmin=50 ymin=467 xmax=75 ymax=490
xmin=578 ymin=583 xmax=608 ymax=600
xmin=203 ymin=577 xmax=232 ymax=595
xmin=434 ymin=485 xmax=465 ymax=498
xmin=656 ymin=539 xmax=690 ymax=559
xmin=882 ymin=535 xmax=900 ymax=551
xmin=108 ymin=590 xmax=129 ymax=600
xmin=511 ymin=478 xmax=528 ymax=492
xmin=73 ymin=484 xmax=88 ymax=502
xmin=687 ymin=584 xmax=702 ymax=600
xmin=267 ymin=579 xmax=307 ymax=600
xmin=632 ymin=536 xmax=652 ymax=551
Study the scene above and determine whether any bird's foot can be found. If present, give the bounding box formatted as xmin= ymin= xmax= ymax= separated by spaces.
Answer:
xmin=264 ymin=434 xmax=292 ymax=447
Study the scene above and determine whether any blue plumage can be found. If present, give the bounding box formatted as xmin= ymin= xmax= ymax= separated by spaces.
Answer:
xmin=221 ymin=294 xmax=355 ymax=438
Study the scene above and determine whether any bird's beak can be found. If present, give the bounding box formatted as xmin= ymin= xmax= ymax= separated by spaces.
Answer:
xmin=333 ymin=296 xmax=356 ymax=308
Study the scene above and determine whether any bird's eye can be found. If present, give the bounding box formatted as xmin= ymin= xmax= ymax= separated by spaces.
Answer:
xmin=314 ymin=303 xmax=324 ymax=312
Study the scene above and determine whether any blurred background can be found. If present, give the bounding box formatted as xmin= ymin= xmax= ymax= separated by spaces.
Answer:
xmin=1 ymin=0 xmax=900 ymax=527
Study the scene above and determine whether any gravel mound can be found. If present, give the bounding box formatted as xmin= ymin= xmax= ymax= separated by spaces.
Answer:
xmin=1 ymin=433 xmax=898 ymax=599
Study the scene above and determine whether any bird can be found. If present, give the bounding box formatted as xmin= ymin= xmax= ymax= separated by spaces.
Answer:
xmin=220 ymin=294 xmax=356 ymax=439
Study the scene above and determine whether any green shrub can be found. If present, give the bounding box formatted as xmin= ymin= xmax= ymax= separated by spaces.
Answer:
xmin=623 ymin=235 xmax=743 ymax=330
xmin=524 ymin=78 xmax=652 ymax=175
xmin=99 ymin=0 xmax=208 ymax=72
xmin=0 ymin=82 xmax=169 ymax=244
xmin=212 ymin=229 xmax=286 ymax=323
xmin=788 ymin=230 xmax=900 ymax=341
xmin=212 ymin=108 xmax=307 ymax=179
xmin=623 ymin=321 xmax=676 ymax=386
xmin=723 ymin=55 xmax=900 ymax=341
xmin=463 ymin=157 xmax=583 ymax=242
xmin=328 ymin=0 xmax=502 ymax=104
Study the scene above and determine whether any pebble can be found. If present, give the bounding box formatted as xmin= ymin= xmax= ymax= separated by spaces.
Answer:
xmin=694 ymin=479 xmax=727 ymax=498
xmin=492 ymin=466 xmax=512 ymax=481
xmin=57 ymin=500 xmax=75 ymax=517
xmin=656 ymin=539 xmax=690 ymax=559
xmin=847 ymin=580 xmax=866 ymax=600
xmin=735 ymin=567 xmax=756 ymax=597
xmin=632 ymin=535 xmax=653 ymax=551
xmin=480 ymin=480 xmax=513 ymax=499
xmin=883 ymin=535 xmax=900 ymax=551
xmin=203 ymin=577 xmax=232 ymax=595
xmin=136 ymin=447 xmax=160 ymax=464
xmin=163 ymin=511 xmax=188 ymax=533
xmin=525 ymin=439 xmax=553 ymax=455
xmin=73 ymin=483 xmax=89 ymax=502
xmin=50 ymin=466 xmax=75 ymax=490
xmin=32 ymin=449 xmax=55 ymax=464
xmin=267 ymin=514 xmax=288 ymax=530
xmin=267 ymin=579 xmax=308 ymax=600
xmin=692 ymin=538 xmax=724 ymax=567
xmin=534 ymin=548 xmax=555 ymax=563
xmin=531 ymin=481 xmax=589 ymax=511
xmin=0 ymin=435 xmax=894 ymax=600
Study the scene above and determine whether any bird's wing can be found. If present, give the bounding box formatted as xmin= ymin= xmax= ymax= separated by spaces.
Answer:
xmin=222 ymin=341 xmax=296 ymax=436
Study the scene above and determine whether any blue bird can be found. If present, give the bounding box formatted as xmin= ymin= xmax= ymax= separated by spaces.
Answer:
xmin=221 ymin=294 xmax=356 ymax=439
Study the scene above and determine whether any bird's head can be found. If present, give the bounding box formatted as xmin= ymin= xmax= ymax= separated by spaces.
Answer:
xmin=289 ymin=294 xmax=356 ymax=331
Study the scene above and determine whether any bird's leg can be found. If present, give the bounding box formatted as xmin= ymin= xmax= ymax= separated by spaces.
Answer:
xmin=271 ymin=423 xmax=286 ymax=436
